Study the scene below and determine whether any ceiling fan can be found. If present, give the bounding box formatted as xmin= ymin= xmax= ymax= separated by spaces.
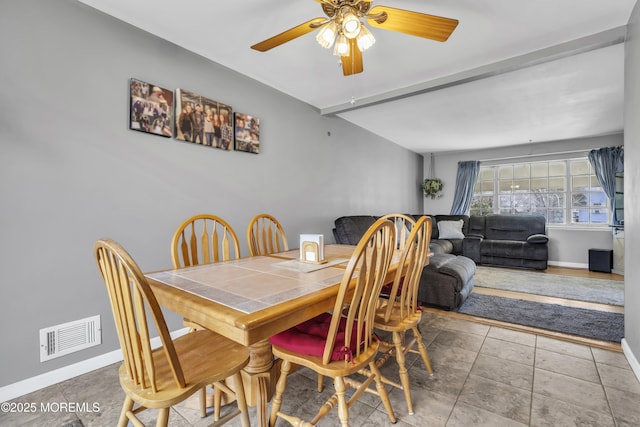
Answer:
xmin=251 ymin=0 xmax=459 ymax=76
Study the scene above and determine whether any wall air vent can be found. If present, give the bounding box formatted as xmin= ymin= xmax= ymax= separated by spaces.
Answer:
xmin=39 ymin=315 xmax=101 ymax=362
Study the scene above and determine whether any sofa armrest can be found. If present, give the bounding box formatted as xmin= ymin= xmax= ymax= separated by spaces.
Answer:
xmin=526 ymin=234 xmax=549 ymax=244
xmin=462 ymin=235 xmax=482 ymax=263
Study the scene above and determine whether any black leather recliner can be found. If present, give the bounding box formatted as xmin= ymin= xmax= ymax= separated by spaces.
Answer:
xmin=462 ymin=214 xmax=548 ymax=270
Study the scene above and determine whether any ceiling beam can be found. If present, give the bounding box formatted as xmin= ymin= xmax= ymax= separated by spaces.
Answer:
xmin=320 ymin=26 xmax=627 ymax=116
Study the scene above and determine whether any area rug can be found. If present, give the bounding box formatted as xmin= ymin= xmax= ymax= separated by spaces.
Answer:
xmin=475 ymin=267 xmax=624 ymax=306
xmin=458 ymin=293 xmax=624 ymax=342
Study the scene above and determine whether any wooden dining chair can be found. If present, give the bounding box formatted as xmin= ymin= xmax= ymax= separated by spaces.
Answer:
xmin=170 ymin=214 xmax=242 ymax=420
xmin=373 ymin=215 xmax=434 ymax=415
xmin=94 ymin=239 xmax=250 ymax=427
xmin=316 ymin=214 xmax=423 ymax=391
xmin=246 ymin=213 xmax=288 ymax=256
xmin=380 ymin=213 xmax=416 ymax=250
xmin=268 ymin=218 xmax=397 ymax=427
xmin=171 ymin=214 xmax=241 ymax=268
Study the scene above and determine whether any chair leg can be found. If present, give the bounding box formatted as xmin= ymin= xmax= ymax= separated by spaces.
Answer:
xmin=393 ymin=331 xmax=414 ymax=415
xmin=369 ymin=361 xmax=396 ymax=423
xmin=334 ymin=376 xmax=349 ymax=427
xmin=317 ymin=373 xmax=324 ymax=392
xmin=412 ymin=325 xmax=433 ymax=375
xmin=213 ymin=383 xmax=222 ymax=420
xmin=155 ymin=407 xmax=170 ymax=427
xmin=270 ymin=359 xmax=292 ymax=427
xmin=231 ymin=372 xmax=251 ymax=427
xmin=118 ymin=397 xmax=134 ymax=427
xmin=198 ymin=386 xmax=207 ymax=418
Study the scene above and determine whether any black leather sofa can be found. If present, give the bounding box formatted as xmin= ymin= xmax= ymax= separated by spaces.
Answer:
xmin=332 ymin=214 xmax=472 ymax=255
xmin=332 ymin=213 xmax=549 ymax=310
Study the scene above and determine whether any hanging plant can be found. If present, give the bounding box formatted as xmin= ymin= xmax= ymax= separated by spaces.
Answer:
xmin=422 ymin=178 xmax=444 ymax=199
xmin=422 ymin=153 xmax=443 ymax=199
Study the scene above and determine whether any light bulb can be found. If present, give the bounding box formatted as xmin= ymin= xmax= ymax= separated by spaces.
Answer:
xmin=316 ymin=21 xmax=338 ymax=49
xmin=342 ymin=11 xmax=361 ymax=39
xmin=333 ymin=32 xmax=350 ymax=56
xmin=356 ymin=25 xmax=375 ymax=52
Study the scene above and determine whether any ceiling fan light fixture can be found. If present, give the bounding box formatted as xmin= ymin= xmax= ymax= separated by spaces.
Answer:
xmin=250 ymin=2 xmax=459 ymax=76
xmin=333 ymin=31 xmax=350 ymax=56
xmin=342 ymin=11 xmax=361 ymax=39
xmin=316 ymin=20 xmax=338 ymax=49
xmin=356 ymin=25 xmax=375 ymax=51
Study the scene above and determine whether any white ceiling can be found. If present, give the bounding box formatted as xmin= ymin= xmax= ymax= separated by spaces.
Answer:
xmin=78 ymin=0 xmax=636 ymax=154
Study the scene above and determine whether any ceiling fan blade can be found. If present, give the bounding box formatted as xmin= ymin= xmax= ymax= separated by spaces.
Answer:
xmin=251 ymin=17 xmax=327 ymax=52
xmin=367 ymin=6 xmax=458 ymax=42
xmin=341 ymin=38 xmax=363 ymax=76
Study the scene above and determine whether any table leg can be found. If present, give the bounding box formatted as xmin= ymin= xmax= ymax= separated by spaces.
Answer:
xmin=241 ymin=339 xmax=281 ymax=427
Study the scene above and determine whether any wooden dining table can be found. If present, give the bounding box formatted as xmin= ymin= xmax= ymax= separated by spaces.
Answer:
xmin=146 ymin=244 xmax=402 ymax=427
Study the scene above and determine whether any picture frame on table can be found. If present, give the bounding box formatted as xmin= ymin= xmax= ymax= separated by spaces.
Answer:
xmin=129 ymin=78 xmax=173 ymax=138
xmin=175 ymin=88 xmax=233 ymax=150
xmin=234 ymin=113 xmax=260 ymax=154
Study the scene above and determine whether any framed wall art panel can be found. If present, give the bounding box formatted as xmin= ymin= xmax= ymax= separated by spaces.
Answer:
xmin=176 ymin=89 xmax=233 ymax=150
xmin=234 ymin=113 xmax=260 ymax=154
xmin=129 ymin=78 xmax=173 ymax=137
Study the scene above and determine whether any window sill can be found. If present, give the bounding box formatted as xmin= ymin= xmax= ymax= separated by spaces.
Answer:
xmin=546 ymin=225 xmax=611 ymax=232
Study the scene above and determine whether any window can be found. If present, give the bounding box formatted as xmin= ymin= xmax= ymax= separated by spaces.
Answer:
xmin=470 ymin=158 xmax=609 ymax=226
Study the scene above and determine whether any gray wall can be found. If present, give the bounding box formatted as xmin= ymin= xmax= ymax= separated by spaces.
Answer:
xmin=0 ymin=0 xmax=423 ymax=387
xmin=624 ymin=1 xmax=640 ymax=370
xmin=422 ymin=134 xmax=624 ymax=266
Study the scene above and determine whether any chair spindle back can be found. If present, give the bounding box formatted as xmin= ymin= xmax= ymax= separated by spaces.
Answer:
xmin=94 ymin=239 xmax=185 ymax=392
xmin=381 ymin=215 xmax=432 ymax=322
xmin=247 ymin=213 xmax=288 ymax=256
xmin=322 ymin=218 xmax=396 ymax=365
xmin=171 ymin=214 xmax=241 ymax=268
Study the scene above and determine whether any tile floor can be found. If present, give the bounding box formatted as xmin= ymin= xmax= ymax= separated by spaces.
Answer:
xmin=2 ymin=311 xmax=640 ymax=426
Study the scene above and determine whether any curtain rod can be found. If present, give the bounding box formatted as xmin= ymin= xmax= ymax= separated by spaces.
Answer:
xmin=480 ymin=148 xmax=591 ymax=163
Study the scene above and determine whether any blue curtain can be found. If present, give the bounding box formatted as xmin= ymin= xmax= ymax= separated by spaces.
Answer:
xmin=450 ymin=161 xmax=481 ymax=215
xmin=588 ymin=146 xmax=624 ymax=225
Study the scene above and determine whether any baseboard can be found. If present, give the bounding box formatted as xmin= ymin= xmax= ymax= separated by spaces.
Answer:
xmin=622 ymin=339 xmax=640 ymax=383
xmin=548 ymin=260 xmax=589 ymax=269
xmin=0 ymin=327 xmax=189 ymax=403
xmin=0 ymin=348 xmax=123 ymax=403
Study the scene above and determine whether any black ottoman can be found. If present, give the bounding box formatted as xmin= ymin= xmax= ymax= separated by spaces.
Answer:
xmin=418 ymin=253 xmax=476 ymax=311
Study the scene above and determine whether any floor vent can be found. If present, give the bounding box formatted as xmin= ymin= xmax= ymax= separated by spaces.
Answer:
xmin=39 ymin=315 xmax=101 ymax=362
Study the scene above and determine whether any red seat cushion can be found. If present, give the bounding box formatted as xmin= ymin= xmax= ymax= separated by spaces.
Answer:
xmin=380 ymin=280 xmax=405 ymax=299
xmin=380 ymin=283 xmax=393 ymax=296
xmin=270 ymin=312 xmax=362 ymax=362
